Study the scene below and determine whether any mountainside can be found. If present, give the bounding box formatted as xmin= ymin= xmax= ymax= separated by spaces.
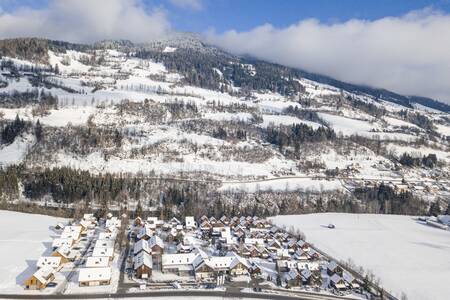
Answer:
xmin=0 ymin=36 xmax=449 ymax=218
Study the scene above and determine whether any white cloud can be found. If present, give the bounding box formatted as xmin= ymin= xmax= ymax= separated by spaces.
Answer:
xmin=206 ymin=9 xmax=450 ymax=104
xmin=169 ymin=0 xmax=202 ymax=11
xmin=0 ymin=0 xmax=171 ymax=43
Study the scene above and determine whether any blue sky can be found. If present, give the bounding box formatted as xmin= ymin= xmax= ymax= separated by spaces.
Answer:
xmin=3 ymin=0 xmax=450 ymax=33
xmin=161 ymin=0 xmax=450 ymax=32
xmin=1 ymin=0 xmax=450 ymax=103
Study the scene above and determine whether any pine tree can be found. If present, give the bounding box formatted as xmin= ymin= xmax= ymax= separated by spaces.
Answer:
xmin=35 ymin=119 xmax=43 ymax=142
xmin=429 ymin=201 xmax=441 ymax=216
xmin=136 ymin=200 xmax=143 ymax=218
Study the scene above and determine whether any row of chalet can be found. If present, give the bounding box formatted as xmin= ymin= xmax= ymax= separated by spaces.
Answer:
xmin=132 ymin=235 xmax=165 ymax=279
xmin=130 ymin=215 xmax=361 ymax=291
xmin=24 ymin=221 xmax=86 ymax=290
xmin=161 ymin=249 xmax=253 ymax=281
xmin=78 ymin=215 xmax=122 ymax=287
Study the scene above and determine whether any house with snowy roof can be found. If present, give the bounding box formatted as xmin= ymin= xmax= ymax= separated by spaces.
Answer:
xmin=60 ymin=225 xmax=82 ymax=240
xmin=285 ymin=269 xmax=302 ymax=287
xmin=36 ymin=256 xmax=62 ymax=270
xmin=92 ymin=246 xmax=114 ymax=259
xmin=86 ymin=256 xmax=110 ymax=268
xmin=51 ymin=244 xmax=71 ymax=263
xmin=78 ymin=267 xmax=112 ymax=286
xmin=343 ymin=270 xmax=360 ymax=289
xmin=134 ymin=251 xmax=153 ymax=279
xmin=327 ymin=260 xmax=343 ymax=276
xmin=330 ymin=274 xmax=346 ymax=290
xmin=95 ymin=239 xmax=115 ymax=249
xmin=24 ymin=266 xmax=55 ymax=290
xmin=134 ymin=239 xmax=151 ymax=256
xmin=185 ymin=216 xmax=196 ymax=230
xmin=162 ymin=252 xmax=203 ymax=276
xmin=51 ymin=237 xmax=74 ymax=250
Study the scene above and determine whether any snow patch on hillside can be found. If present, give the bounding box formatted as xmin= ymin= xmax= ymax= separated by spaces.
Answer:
xmin=220 ymin=178 xmax=344 ymax=193
xmin=0 ymin=134 xmax=34 ymax=166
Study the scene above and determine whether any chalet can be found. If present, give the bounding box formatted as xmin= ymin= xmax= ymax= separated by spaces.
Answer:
xmin=24 ymin=266 xmax=55 ymax=290
xmin=52 ymin=245 xmax=71 ymax=263
xmin=300 ymin=268 xmax=312 ymax=285
xmin=285 ymin=269 xmax=302 ymax=287
xmin=296 ymin=240 xmax=310 ymax=251
xmin=209 ymin=216 xmax=217 ymax=225
xmin=228 ymin=255 xmax=250 ymax=276
xmin=95 ymin=239 xmax=115 ymax=249
xmin=330 ymin=274 xmax=346 ymax=290
xmin=185 ymin=216 xmax=196 ymax=230
xmin=162 ymin=252 xmax=203 ymax=276
xmin=78 ymin=267 xmax=112 ymax=286
xmin=169 ymin=217 xmax=181 ymax=227
xmin=99 ymin=232 xmax=116 ymax=241
xmin=79 ymin=220 xmax=93 ymax=233
xmin=248 ymin=246 xmax=261 ymax=258
xmin=177 ymin=242 xmax=193 ymax=253
xmin=199 ymin=215 xmax=209 ymax=223
xmin=212 ymin=220 xmax=225 ymax=230
xmin=52 ymin=238 xmax=73 ymax=249
xmin=92 ymin=247 xmax=114 ymax=259
xmin=61 ymin=226 xmax=82 ymax=240
xmin=204 ymin=255 xmax=235 ymax=274
xmin=134 ymin=216 xmax=143 ymax=226
xmin=244 ymin=238 xmax=264 ymax=247
xmin=307 ymin=249 xmax=320 ymax=261
xmin=249 ymin=264 xmax=262 ymax=276
xmin=294 ymin=249 xmax=309 ymax=261
xmin=134 ymin=251 xmax=153 ymax=279
xmin=343 ymin=271 xmax=360 ymax=289
xmin=297 ymin=261 xmax=320 ymax=272
xmin=36 ymin=257 xmax=62 ymax=270
xmin=105 ymin=226 xmax=118 ymax=235
xmin=286 ymin=239 xmax=298 ymax=252
xmin=200 ymin=221 xmax=212 ymax=232
xmin=148 ymin=235 xmax=164 ymax=256
xmin=137 ymin=224 xmax=154 ymax=240
xmin=86 ymin=256 xmax=110 ymax=268
xmin=234 ymin=230 xmax=245 ymax=242
xmin=194 ymin=260 xmax=215 ymax=281
xmin=106 ymin=212 xmax=113 ymax=219
xmin=327 ymin=261 xmax=343 ymax=276
xmin=105 ymin=217 xmax=121 ymax=229
xmin=267 ymin=239 xmax=283 ymax=252
xmin=276 ymin=260 xmax=297 ymax=273
xmin=83 ymin=213 xmax=96 ymax=224
xmin=220 ymin=215 xmax=230 ymax=225
xmin=55 ymin=222 xmax=65 ymax=230
xmin=258 ymin=247 xmax=270 ymax=259
xmin=134 ymin=239 xmax=151 ymax=255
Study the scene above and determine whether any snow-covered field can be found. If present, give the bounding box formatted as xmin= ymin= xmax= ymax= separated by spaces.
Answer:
xmin=271 ymin=213 xmax=450 ymax=300
xmin=0 ymin=210 xmax=67 ymax=294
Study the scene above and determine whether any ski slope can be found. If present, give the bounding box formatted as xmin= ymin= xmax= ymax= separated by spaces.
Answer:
xmin=271 ymin=213 xmax=450 ymax=300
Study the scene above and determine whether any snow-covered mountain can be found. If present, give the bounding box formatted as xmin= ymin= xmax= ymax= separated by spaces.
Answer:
xmin=0 ymin=36 xmax=448 ymax=216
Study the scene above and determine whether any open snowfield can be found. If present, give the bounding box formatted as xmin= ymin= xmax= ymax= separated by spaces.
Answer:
xmin=0 ymin=210 xmax=67 ymax=294
xmin=271 ymin=213 xmax=450 ymax=300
